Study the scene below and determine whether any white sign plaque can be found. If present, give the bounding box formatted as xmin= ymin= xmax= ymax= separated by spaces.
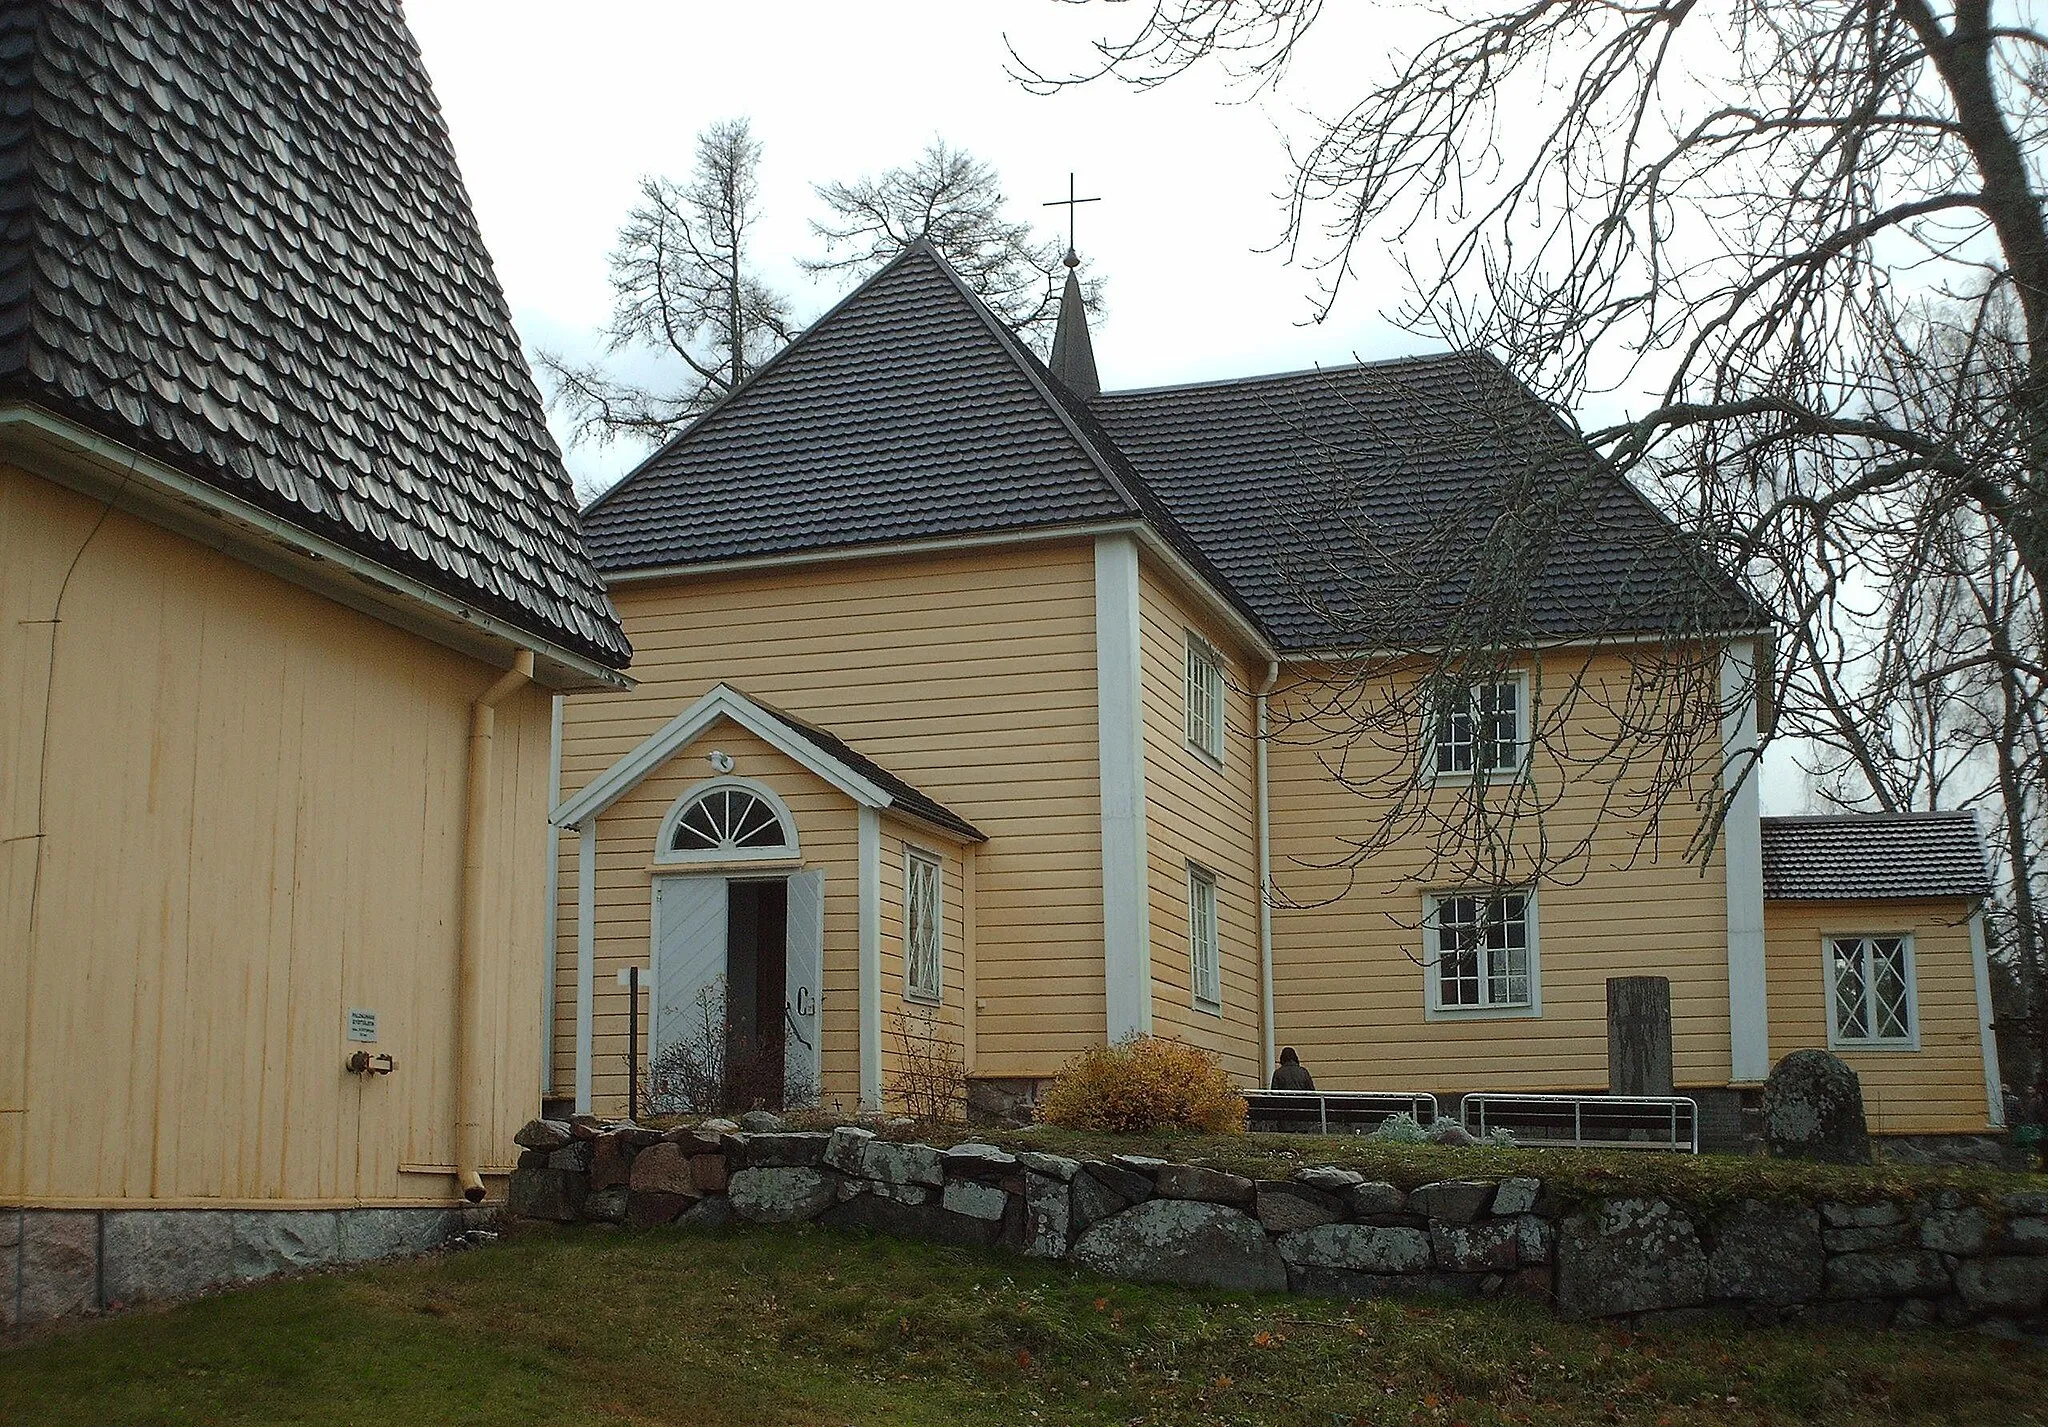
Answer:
xmin=346 ymin=1008 xmax=379 ymax=1043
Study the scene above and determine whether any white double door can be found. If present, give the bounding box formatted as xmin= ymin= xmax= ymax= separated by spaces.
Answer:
xmin=650 ymin=870 xmax=823 ymax=1103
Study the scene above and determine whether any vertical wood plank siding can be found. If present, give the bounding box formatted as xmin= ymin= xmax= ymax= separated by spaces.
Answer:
xmin=1266 ymin=650 xmax=1732 ymax=1093
xmin=1136 ymin=564 xmax=1263 ymax=1084
xmin=1 ymin=463 xmax=548 ymax=1206
xmin=1764 ymin=898 xmax=1993 ymax=1133
xmin=555 ymin=543 xmax=1103 ymax=1089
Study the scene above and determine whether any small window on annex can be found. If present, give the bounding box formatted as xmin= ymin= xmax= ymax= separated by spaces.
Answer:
xmin=1431 ymin=678 xmax=1525 ymax=778
xmin=1427 ymin=890 xmax=1535 ymax=1013
xmin=658 ymin=781 xmax=798 ymax=862
xmin=904 ymin=849 xmax=943 ymax=1004
xmin=1829 ymin=934 xmax=1917 ymax=1049
xmin=1185 ymin=634 xmax=1225 ymax=763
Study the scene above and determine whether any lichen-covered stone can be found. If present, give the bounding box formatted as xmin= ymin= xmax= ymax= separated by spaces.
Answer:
xmin=1432 ymin=1219 xmax=1520 ymax=1272
xmin=1293 ymin=1165 xmax=1365 ymax=1194
xmin=941 ymin=1142 xmax=1017 ymax=1174
xmin=1073 ymin=1200 xmax=1288 ymax=1292
xmin=1154 ymin=1163 xmax=1256 ymax=1210
xmin=728 ymin=1167 xmax=839 ymax=1223
xmin=1024 ymin=1171 xmax=1071 ymax=1258
xmin=547 ymin=1142 xmax=592 ymax=1173
xmin=1822 ymin=1201 xmax=1904 ymax=1228
xmin=2001 ymin=1217 xmax=2048 ymax=1254
xmin=942 ymin=1180 xmax=1010 ymax=1221
xmin=1492 ymin=1177 xmax=1543 ymax=1217
xmin=336 ymin=1210 xmax=458 ymax=1262
xmin=1708 ymin=1200 xmax=1823 ymax=1305
xmin=1825 ymin=1249 xmax=1950 ymax=1299
xmin=1255 ymin=1182 xmax=1343 ymax=1233
xmin=1109 ymin=1153 xmax=1167 ymax=1177
xmin=1020 ymin=1151 xmax=1082 ymax=1182
xmin=860 ymin=1140 xmax=945 ymax=1188
xmin=1763 ymin=1050 xmax=1871 ymax=1164
xmin=232 ymin=1210 xmax=340 ymax=1281
xmin=1276 ymin=1223 xmax=1433 ymax=1274
xmin=1513 ymin=1215 xmax=1555 ymax=1266
xmin=580 ymin=1187 xmax=628 ymax=1224
xmin=513 ymin=1118 xmax=572 ymax=1151
xmin=737 ymin=1110 xmax=788 ymax=1132
xmin=679 ymin=1196 xmax=734 ymax=1231
xmin=823 ymin=1125 xmax=874 ymax=1174
xmin=1082 ymin=1161 xmax=1153 ymax=1204
xmin=1409 ymin=1181 xmax=1495 ymax=1224
xmin=1555 ymin=1198 xmax=1707 ymax=1319
xmin=1345 ymin=1181 xmax=1407 ymax=1217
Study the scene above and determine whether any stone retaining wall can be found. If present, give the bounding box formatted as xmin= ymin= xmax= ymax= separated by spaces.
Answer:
xmin=510 ymin=1119 xmax=2048 ymax=1337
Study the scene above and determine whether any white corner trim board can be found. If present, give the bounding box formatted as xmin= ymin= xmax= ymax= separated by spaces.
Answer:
xmin=859 ymin=806 xmax=883 ymax=1111
xmin=1971 ymin=908 xmax=2005 ymax=1127
xmin=575 ymin=819 xmax=597 ymax=1115
xmin=543 ymin=693 xmax=564 ymax=1097
xmin=1095 ymin=534 xmax=1153 ymax=1040
xmin=1720 ymin=639 xmax=1769 ymax=1083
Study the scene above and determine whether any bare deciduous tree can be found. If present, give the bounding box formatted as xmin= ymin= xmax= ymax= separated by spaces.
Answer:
xmin=540 ymin=118 xmax=797 ymax=450
xmin=806 ymin=138 xmax=1102 ymax=352
xmin=1027 ymin=2 xmax=2048 ymax=1070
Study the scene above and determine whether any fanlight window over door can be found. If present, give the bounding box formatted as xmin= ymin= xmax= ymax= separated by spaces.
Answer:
xmin=658 ymin=780 xmax=799 ymax=862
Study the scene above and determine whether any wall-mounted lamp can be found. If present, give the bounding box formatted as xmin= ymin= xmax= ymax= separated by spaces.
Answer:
xmin=709 ymin=749 xmax=736 ymax=773
xmin=346 ymin=1051 xmax=396 ymax=1076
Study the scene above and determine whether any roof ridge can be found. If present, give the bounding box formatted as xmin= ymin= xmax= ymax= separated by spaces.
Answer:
xmin=1094 ymin=350 xmax=1487 ymax=400
xmin=1763 ymin=809 xmax=1981 ymax=822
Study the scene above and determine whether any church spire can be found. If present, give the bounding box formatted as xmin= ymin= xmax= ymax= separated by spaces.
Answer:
xmin=1048 ymin=248 xmax=1100 ymax=398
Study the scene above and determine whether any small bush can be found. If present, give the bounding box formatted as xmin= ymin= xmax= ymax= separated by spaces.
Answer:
xmin=1370 ymin=1111 xmax=1430 ymax=1145
xmin=1037 ymin=1035 xmax=1247 ymax=1134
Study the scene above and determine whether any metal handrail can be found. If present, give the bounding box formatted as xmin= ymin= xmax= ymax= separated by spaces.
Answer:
xmin=1458 ymin=1091 xmax=1699 ymax=1153
xmin=1241 ymin=1089 xmax=1440 ymax=1133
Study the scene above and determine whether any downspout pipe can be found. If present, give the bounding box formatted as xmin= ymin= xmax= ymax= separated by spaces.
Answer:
xmin=457 ymin=648 xmax=535 ymax=1202
xmin=1256 ymin=660 xmax=1280 ymax=1079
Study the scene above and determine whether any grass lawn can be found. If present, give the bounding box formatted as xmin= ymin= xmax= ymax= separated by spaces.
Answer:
xmin=4 ymin=1221 xmax=2047 ymax=1426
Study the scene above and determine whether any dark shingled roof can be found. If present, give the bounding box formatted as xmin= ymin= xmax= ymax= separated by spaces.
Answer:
xmin=583 ymin=244 xmax=1760 ymax=651
xmin=748 ymin=694 xmax=985 ymax=843
xmin=1760 ymin=813 xmax=1991 ymax=902
xmin=0 ymin=0 xmax=628 ymax=667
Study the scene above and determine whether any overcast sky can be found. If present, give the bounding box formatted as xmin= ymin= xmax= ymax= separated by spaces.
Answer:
xmin=407 ymin=0 xmax=1815 ymax=811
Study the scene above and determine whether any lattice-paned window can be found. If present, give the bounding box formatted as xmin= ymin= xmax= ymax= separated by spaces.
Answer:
xmin=1188 ymin=864 xmax=1221 ymax=1009
xmin=1185 ymin=635 xmax=1225 ymax=762
xmin=1428 ymin=891 xmax=1534 ymax=1011
xmin=661 ymin=781 xmax=797 ymax=861
xmin=1829 ymin=935 xmax=1916 ymax=1047
xmin=904 ymin=849 xmax=943 ymax=1003
xmin=1432 ymin=679 xmax=1525 ymax=777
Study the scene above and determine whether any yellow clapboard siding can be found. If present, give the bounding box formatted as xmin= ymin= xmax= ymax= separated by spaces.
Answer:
xmin=1764 ymin=899 xmax=1992 ymax=1134
xmin=557 ymin=543 xmax=1107 ymax=1084
xmin=1 ymin=462 xmax=547 ymax=1207
xmin=1265 ymin=648 xmax=1733 ymax=1094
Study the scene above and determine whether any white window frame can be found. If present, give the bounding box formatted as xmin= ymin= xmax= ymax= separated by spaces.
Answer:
xmin=903 ymin=846 xmax=944 ymax=1005
xmin=1423 ymin=889 xmax=1541 ymax=1019
xmin=1188 ymin=862 xmax=1221 ymax=1011
xmin=1184 ymin=632 xmax=1226 ymax=766
xmin=653 ymin=776 xmax=800 ymax=864
xmin=1825 ymin=932 xmax=1919 ymax=1051
xmin=1426 ymin=673 xmax=1530 ymax=782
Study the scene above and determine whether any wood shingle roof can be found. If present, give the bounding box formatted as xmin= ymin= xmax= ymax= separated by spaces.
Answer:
xmin=1760 ymin=812 xmax=1991 ymax=902
xmin=0 ymin=0 xmax=628 ymax=667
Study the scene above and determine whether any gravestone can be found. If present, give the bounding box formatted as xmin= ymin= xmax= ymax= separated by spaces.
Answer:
xmin=1762 ymin=1049 xmax=1871 ymax=1164
xmin=1607 ymin=976 xmax=1674 ymax=1097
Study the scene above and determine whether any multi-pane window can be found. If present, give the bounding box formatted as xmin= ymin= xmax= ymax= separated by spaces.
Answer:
xmin=1429 ymin=891 xmax=1534 ymax=1011
xmin=904 ymin=850 xmax=943 ymax=1003
xmin=1829 ymin=935 xmax=1915 ymax=1047
xmin=1185 ymin=635 xmax=1225 ymax=762
xmin=1188 ymin=864 xmax=1221 ymax=1009
xmin=1432 ymin=679 xmax=1524 ymax=777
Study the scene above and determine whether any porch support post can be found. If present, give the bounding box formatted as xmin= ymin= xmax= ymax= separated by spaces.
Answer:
xmin=575 ymin=818 xmax=596 ymax=1115
xmin=1095 ymin=533 xmax=1152 ymax=1040
xmin=1720 ymin=639 xmax=1769 ymax=1083
xmin=858 ymin=805 xmax=883 ymax=1111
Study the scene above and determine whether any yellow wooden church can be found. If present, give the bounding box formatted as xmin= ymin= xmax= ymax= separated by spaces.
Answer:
xmin=550 ymin=242 xmax=1999 ymax=1145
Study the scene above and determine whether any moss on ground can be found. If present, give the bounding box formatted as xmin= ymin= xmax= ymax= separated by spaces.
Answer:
xmin=4 ymin=1222 xmax=2046 ymax=1426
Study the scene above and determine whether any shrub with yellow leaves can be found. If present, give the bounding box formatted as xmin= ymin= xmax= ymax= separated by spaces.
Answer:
xmin=1036 ymin=1034 xmax=1248 ymax=1134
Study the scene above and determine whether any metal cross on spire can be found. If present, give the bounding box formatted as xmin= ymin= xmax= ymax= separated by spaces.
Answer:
xmin=1042 ymin=172 xmax=1100 ymax=265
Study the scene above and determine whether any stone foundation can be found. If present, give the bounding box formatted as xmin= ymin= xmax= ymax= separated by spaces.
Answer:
xmin=3 ymin=1206 xmax=467 ymax=1329
xmin=509 ymin=1118 xmax=2048 ymax=1337
xmin=965 ymin=1077 xmax=1049 ymax=1127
